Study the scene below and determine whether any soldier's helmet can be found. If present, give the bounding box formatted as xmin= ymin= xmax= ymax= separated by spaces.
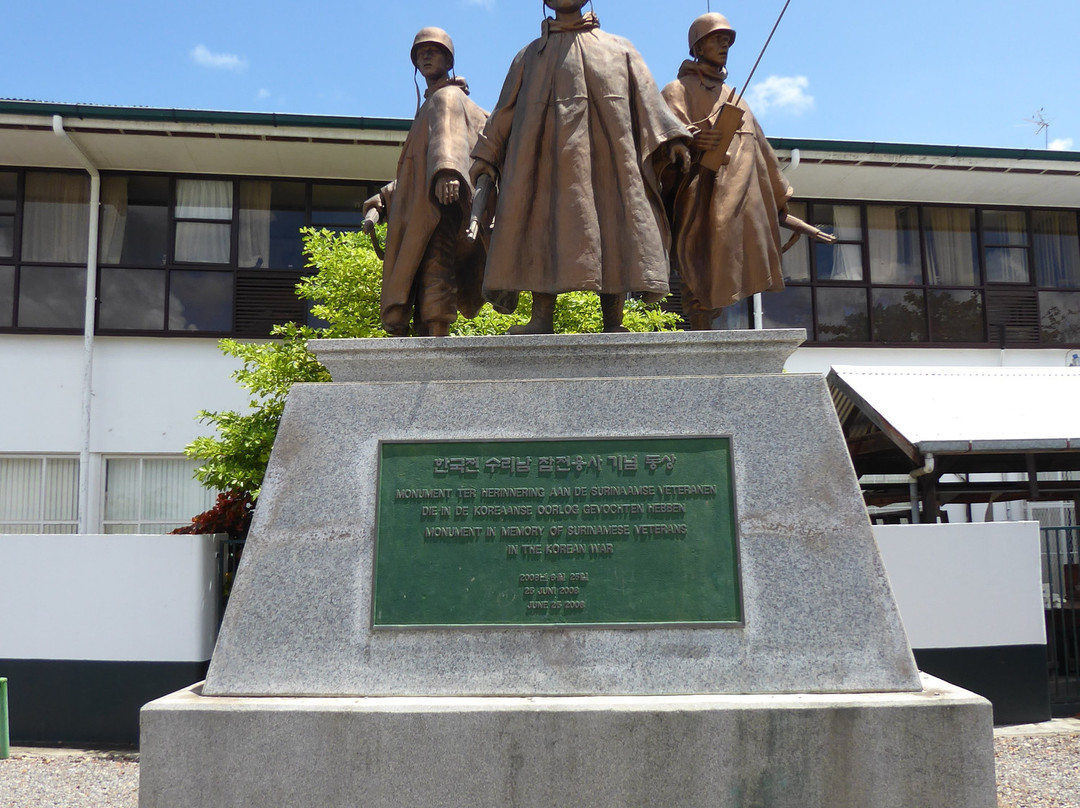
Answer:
xmin=688 ymin=13 xmax=736 ymax=57
xmin=411 ymin=27 xmax=455 ymax=70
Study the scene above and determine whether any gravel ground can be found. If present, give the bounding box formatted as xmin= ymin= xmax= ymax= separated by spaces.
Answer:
xmin=1 ymin=723 xmax=1078 ymax=807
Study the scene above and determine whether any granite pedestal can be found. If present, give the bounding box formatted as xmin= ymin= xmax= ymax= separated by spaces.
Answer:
xmin=140 ymin=331 xmax=994 ymax=807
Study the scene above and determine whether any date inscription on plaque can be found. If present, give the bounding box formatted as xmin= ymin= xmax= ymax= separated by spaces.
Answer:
xmin=373 ymin=437 xmax=740 ymax=627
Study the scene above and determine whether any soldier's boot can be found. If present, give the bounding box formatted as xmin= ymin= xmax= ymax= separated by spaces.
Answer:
xmin=600 ymin=294 xmax=629 ymax=333
xmin=422 ymin=321 xmax=452 ymax=337
xmin=687 ymin=308 xmax=714 ymax=331
xmin=508 ymin=293 xmax=556 ymax=335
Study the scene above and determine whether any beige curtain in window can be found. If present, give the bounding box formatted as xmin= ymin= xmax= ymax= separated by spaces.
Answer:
xmin=829 ymin=206 xmax=863 ymax=280
xmin=22 ymin=173 xmax=90 ymax=263
xmin=99 ymin=177 xmax=129 ymax=265
xmin=868 ymin=206 xmax=903 ymax=284
xmin=175 ymin=180 xmax=232 ymax=263
xmin=238 ymin=181 xmax=272 ymax=268
xmin=1033 ymin=211 xmax=1080 ymax=288
xmin=924 ymin=207 xmax=977 ymax=286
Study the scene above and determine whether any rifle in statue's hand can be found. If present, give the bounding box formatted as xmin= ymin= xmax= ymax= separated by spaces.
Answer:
xmin=779 ymin=211 xmax=838 ymax=253
xmin=362 ymin=207 xmax=385 ymax=260
xmin=466 ymin=173 xmax=494 ymax=245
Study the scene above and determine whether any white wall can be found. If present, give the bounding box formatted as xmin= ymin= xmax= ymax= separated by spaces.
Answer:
xmin=0 ymin=335 xmax=85 ymax=451
xmin=0 ymin=334 xmax=249 ymax=455
xmin=874 ymin=522 xmax=1046 ymax=650
xmin=90 ymin=337 xmax=251 ymax=453
xmin=785 ymin=345 xmax=1075 ymax=376
xmin=0 ymin=533 xmax=221 ymax=661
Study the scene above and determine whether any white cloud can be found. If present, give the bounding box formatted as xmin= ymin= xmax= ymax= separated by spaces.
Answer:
xmin=1049 ymin=137 xmax=1074 ymax=151
xmin=462 ymin=0 xmax=495 ymax=8
xmin=190 ymin=45 xmax=247 ymax=71
xmin=257 ymin=88 xmax=271 ymax=100
xmin=744 ymin=75 xmax=814 ymax=117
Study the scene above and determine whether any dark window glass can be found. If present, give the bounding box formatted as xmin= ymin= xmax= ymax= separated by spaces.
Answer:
xmin=868 ymin=205 xmax=921 ymax=285
xmin=0 ymin=217 xmax=11 ymax=259
xmin=240 ymin=180 xmax=306 ymax=269
xmin=168 ymin=270 xmax=232 ymax=331
xmin=982 ymin=210 xmax=1028 ymax=247
xmin=983 ymin=210 xmax=1029 ymax=284
xmin=1039 ymin=291 xmax=1080 ymax=344
xmin=712 ymin=301 xmax=749 ymax=330
xmin=1033 ymin=211 xmax=1080 ymax=289
xmin=311 ymin=184 xmax=365 ymax=228
xmin=761 ymin=285 xmax=812 ymax=332
xmin=928 ymin=289 xmax=983 ymax=342
xmin=780 ymin=202 xmax=810 ymax=282
xmin=98 ymin=268 xmax=166 ymax=330
xmin=816 ymin=287 xmax=869 ymax=342
xmin=0 ymin=172 xmax=14 ymax=213
xmin=812 ymin=204 xmax=863 ymax=281
xmin=0 ymin=265 xmax=13 ymax=327
xmin=924 ymin=207 xmax=978 ymax=286
xmin=101 ymin=176 xmax=169 ymax=267
xmin=17 ymin=266 xmax=86 ymax=328
xmin=22 ymin=173 xmax=90 ymax=264
xmin=872 ymin=288 xmax=927 ymax=342
xmin=0 ymin=171 xmax=15 ymax=259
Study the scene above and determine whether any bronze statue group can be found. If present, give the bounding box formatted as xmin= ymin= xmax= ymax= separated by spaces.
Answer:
xmin=365 ymin=1 xmax=832 ymax=337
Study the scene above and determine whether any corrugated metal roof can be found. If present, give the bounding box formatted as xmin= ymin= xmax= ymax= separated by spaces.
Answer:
xmin=827 ymin=366 xmax=1080 ymax=456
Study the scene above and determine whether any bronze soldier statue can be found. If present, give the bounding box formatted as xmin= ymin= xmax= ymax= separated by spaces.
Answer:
xmin=661 ymin=13 xmax=833 ymax=331
xmin=364 ymin=28 xmax=493 ymax=337
xmin=469 ymin=0 xmax=691 ymax=334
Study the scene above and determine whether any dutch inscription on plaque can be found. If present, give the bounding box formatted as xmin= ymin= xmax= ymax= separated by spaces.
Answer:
xmin=373 ymin=437 xmax=740 ymax=627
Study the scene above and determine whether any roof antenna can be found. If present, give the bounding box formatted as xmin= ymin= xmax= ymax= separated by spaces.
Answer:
xmin=1025 ymin=108 xmax=1051 ymax=148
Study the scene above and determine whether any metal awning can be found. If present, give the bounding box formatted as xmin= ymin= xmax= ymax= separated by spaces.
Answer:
xmin=827 ymin=365 xmax=1080 ymax=510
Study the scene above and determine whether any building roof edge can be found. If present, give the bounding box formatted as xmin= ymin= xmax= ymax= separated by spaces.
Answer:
xmin=0 ymin=99 xmax=413 ymax=132
xmin=769 ymin=137 xmax=1080 ymax=164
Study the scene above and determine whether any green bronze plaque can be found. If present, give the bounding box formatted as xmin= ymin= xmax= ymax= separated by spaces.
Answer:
xmin=373 ymin=437 xmax=741 ymax=627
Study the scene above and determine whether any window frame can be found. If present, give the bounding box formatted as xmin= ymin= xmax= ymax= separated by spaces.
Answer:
xmin=770 ymin=198 xmax=1080 ymax=348
xmin=0 ymin=166 xmax=381 ymax=339
xmin=100 ymin=454 xmax=218 ymax=535
xmin=0 ymin=454 xmax=80 ymax=534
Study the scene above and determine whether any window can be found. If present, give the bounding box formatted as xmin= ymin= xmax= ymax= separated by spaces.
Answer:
xmin=0 ymin=171 xmax=15 ymax=259
xmin=175 ymin=179 xmax=233 ymax=264
xmin=13 ymin=171 xmax=89 ymax=330
xmin=813 ymin=204 xmax=864 ymax=281
xmin=92 ymin=174 xmax=378 ymax=337
xmin=982 ymin=210 xmax=1029 ymax=284
xmin=0 ymin=456 xmax=79 ymax=534
xmin=0 ymin=171 xmax=15 ymax=328
xmin=757 ymin=200 xmax=1080 ymax=347
xmin=240 ymin=180 xmax=306 ymax=269
xmin=103 ymin=457 xmax=217 ymax=534
xmin=924 ymin=207 xmax=979 ymax=286
xmin=868 ymin=205 xmax=921 ymax=286
xmin=1 ymin=171 xmax=378 ymax=337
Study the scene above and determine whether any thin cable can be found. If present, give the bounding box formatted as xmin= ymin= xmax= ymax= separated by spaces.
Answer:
xmin=735 ymin=0 xmax=793 ymax=106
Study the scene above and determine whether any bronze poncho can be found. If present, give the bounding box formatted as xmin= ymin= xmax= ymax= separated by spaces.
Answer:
xmin=662 ymin=60 xmax=793 ymax=310
xmin=471 ymin=18 xmax=690 ymax=301
xmin=380 ymin=77 xmax=489 ymax=332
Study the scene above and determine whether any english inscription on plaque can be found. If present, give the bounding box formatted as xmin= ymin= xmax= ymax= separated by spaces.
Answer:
xmin=373 ymin=437 xmax=740 ymax=627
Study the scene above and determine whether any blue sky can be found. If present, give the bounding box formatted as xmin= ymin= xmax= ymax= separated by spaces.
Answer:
xmin=9 ymin=0 xmax=1079 ymax=151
